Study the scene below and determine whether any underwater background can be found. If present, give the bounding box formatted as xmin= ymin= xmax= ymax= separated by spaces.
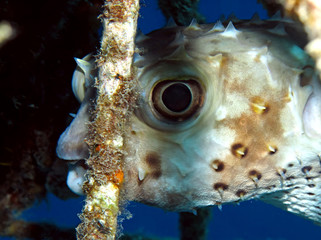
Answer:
xmin=1 ymin=0 xmax=321 ymax=239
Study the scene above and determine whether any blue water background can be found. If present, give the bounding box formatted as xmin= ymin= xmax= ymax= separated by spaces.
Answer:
xmin=3 ymin=0 xmax=321 ymax=239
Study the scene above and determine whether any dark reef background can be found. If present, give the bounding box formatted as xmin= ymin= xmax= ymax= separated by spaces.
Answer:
xmin=1 ymin=0 xmax=321 ymax=239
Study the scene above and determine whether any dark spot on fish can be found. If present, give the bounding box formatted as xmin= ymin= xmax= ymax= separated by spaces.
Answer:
xmin=263 ymin=105 xmax=270 ymax=114
xmin=211 ymin=159 xmax=224 ymax=172
xmin=213 ymin=182 xmax=229 ymax=191
xmin=145 ymin=152 xmax=161 ymax=169
xmin=307 ymin=192 xmax=315 ymax=196
xmin=131 ymin=130 xmax=136 ymax=135
xmin=286 ymin=184 xmax=294 ymax=187
xmin=301 ymin=166 xmax=312 ymax=174
xmin=236 ymin=189 xmax=246 ymax=197
xmin=151 ymin=171 xmax=162 ymax=179
xmin=276 ymin=168 xmax=287 ymax=177
xmin=251 ymin=96 xmax=270 ymax=114
xmin=288 ymin=163 xmax=294 ymax=167
xmin=268 ymin=146 xmax=277 ymax=155
xmin=308 ymin=184 xmax=316 ymax=188
xmin=286 ymin=176 xmax=295 ymax=181
xmin=231 ymin=143 xmax=248 ymax=158
xmin=144 ymin=152 xmax=162 ymax=179
xmin=249 ymin=170 xmax=262 ymax=180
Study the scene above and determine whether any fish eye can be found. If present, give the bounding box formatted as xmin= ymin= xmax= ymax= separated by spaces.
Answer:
xmin=151 ymin=79 xmax=204 ymax=122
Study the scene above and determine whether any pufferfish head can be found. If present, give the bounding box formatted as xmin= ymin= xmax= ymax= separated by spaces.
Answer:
xmin=57 ymin=19 xmax=321 ymax=224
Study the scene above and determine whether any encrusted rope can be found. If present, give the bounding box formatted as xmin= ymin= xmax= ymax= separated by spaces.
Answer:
xmin=76 ymin=1 xmax=139 ymax=239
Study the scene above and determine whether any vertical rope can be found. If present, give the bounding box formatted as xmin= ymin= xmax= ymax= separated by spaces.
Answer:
xmin=179 ymin=208 xmax=211 ymax=240
xmin=76 ymin=1 xmax=139 ymax=239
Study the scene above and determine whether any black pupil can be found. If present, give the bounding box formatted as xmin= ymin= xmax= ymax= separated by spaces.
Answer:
xmin=162 ymin=83 xmax=192 ymax=112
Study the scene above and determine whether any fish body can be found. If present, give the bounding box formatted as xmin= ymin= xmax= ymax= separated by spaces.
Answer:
xmin=57 ymin=19 xmax=321 ymax=224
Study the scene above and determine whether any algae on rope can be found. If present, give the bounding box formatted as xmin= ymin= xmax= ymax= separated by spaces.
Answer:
xmin=76 ymin=1 xmax=139 ymax=239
